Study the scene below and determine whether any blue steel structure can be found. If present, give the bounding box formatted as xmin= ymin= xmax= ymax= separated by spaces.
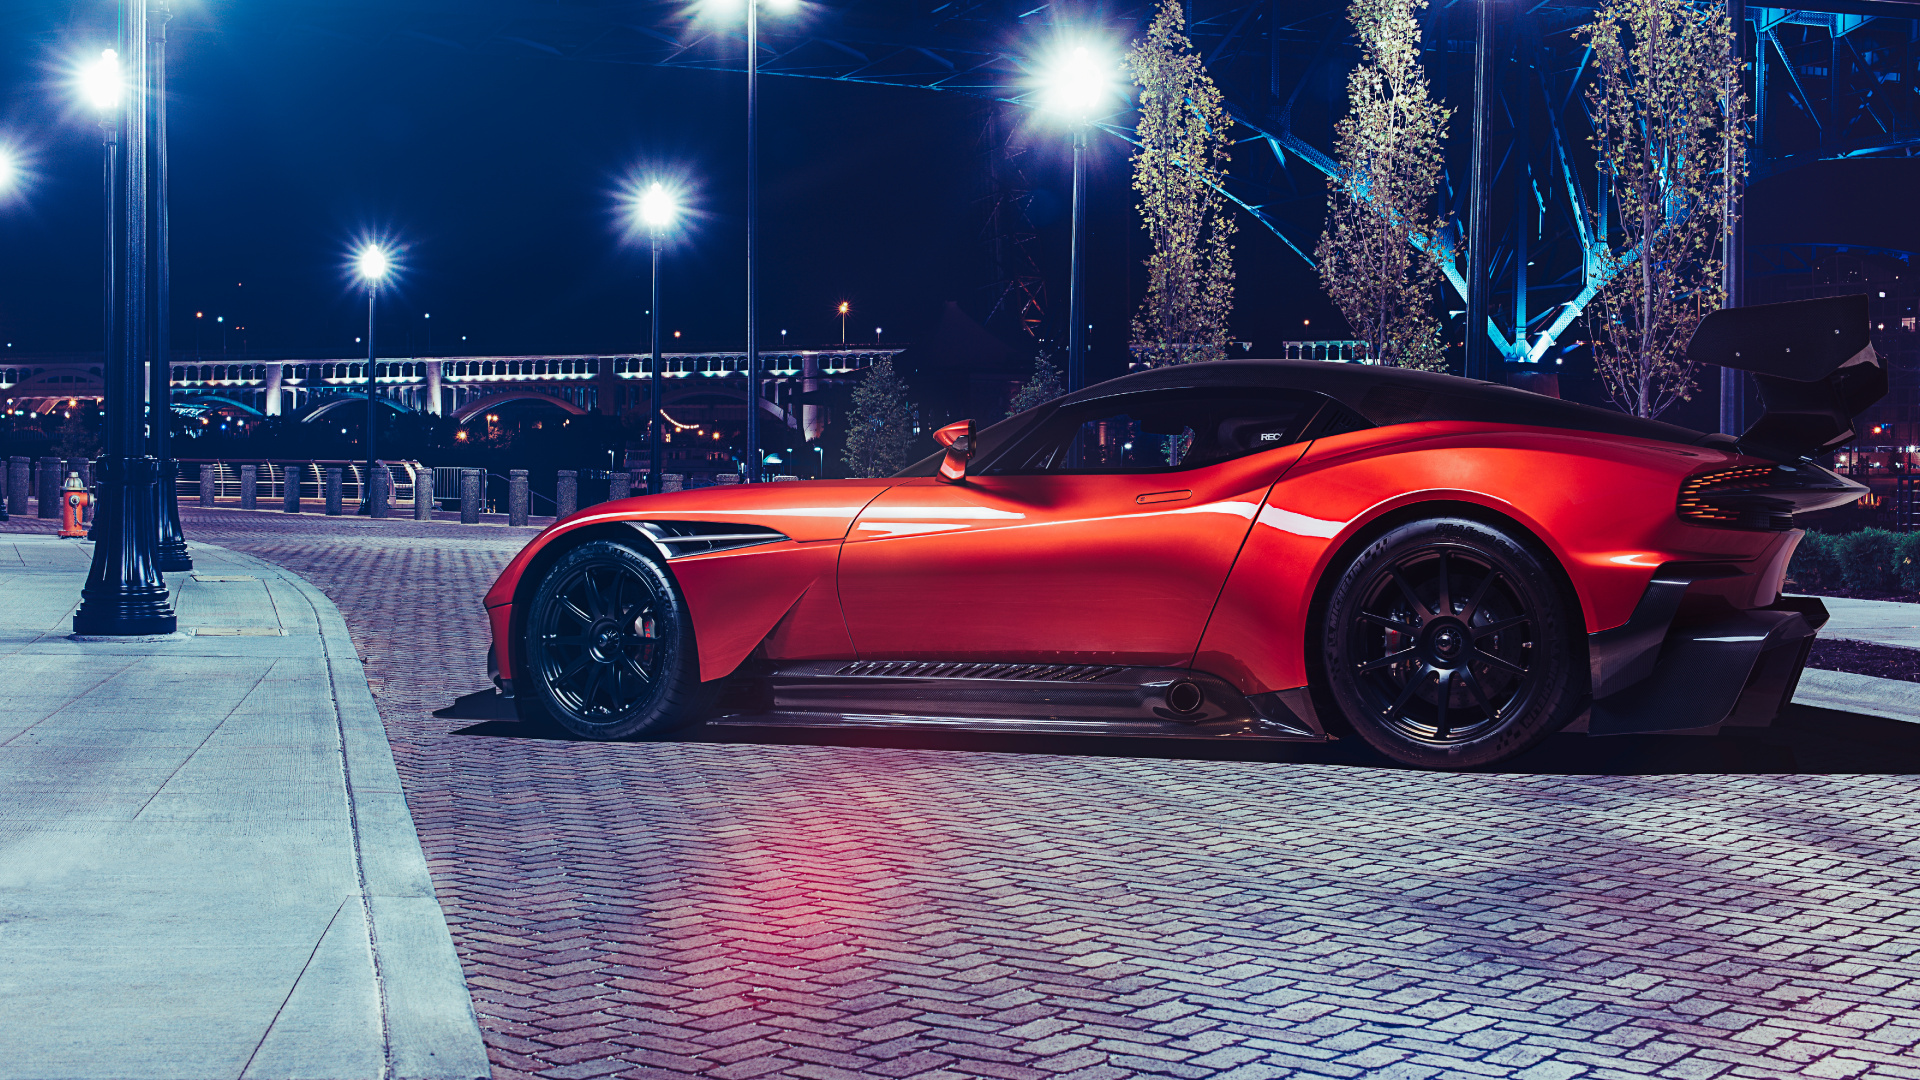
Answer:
xmin=147 ymin=1 xmax=1920 ymax=376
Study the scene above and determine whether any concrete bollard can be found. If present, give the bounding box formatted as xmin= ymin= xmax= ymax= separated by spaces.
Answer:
xmin=8 ymin=457 xmax=28 ymax=518
xmin=555 ymin=470 xmax=577 ymax=518
xmin=413 ymin=468 xmax=434 ymax=521
xmin=608 ymin=470 xmax=631 ymax=501
xmin=662 ymin=473 xmax=684 ymax=493
xmin=239 ymin=464 xmax=258 ymax=509
xmin=283 ymin=465 xmax=302 ymax=513
xmin=199 ymin=464 xmax=217 ymax=507
xmin=39 ymin=456 xmax=61 ymax=518
xmin=460 ymin=468 xmax=483 ymax=524
xmin=369 ymin=463 xmax=390 ymax=519
xmin=508 ymin=469 xmax=529 ymax=526
xmin=325 ymin=466 xmax=344 ymax=516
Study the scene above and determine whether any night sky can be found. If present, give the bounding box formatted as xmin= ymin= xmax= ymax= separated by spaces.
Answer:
xmin=0 ymin=0 xmax=1898 ymax=383
xmin=0 ymin=0 xmax=1332 ymax=387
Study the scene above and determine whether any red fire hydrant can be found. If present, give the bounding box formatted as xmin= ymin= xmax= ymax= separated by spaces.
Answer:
xmin=59 ymin=472 xmax=90 ymax=539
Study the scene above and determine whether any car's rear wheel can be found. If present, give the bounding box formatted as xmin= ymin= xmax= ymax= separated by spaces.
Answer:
xmin=1319 ymin=517 xmax=1583 ymax=769
xmin=516 ymin=539 xmax=706 ymax=740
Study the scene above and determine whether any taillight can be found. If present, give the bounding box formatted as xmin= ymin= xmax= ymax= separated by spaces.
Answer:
xmin=1677 ymin=462 xmax=1865 ymax=531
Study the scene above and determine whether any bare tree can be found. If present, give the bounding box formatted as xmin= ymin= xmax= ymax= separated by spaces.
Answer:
xmin=841 ymin=358 xmax=919 ymax=478
xmin=1128 ymin=0 xmax=1236 ymax=369
xmin=1316 ymin=0 xmax=1452 ymax=372
xmin=1579 ymin=0 xmax=1747 ymax=418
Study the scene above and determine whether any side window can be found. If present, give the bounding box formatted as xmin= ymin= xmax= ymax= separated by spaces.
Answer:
xmin=982 ymin=388 xmax=1325 ymax=475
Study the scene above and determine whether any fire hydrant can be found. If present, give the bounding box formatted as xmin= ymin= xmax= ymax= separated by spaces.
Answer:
xmin=59 ymin=472 xmax=90 ymax=539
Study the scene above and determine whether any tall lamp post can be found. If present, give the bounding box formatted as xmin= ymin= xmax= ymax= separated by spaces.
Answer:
xmin=82 ymin=48 xmax=120 ymax=474
xmin=636 ymin=182 xmax=679 ymax=495
xmin=711 ymin=0 xmax=797 ymax=482
xmin=0 ymin=144 xmax=20 ymax=522
xmin=1039 ymin=44 xmax=1114 ymax=393
xmin=75 ymin=0 xmax=175 ymax=637
xmin=352 ymin=242 xmax=395 ymax=515
xmin=150 ymin=1 xmax=190 ymax=571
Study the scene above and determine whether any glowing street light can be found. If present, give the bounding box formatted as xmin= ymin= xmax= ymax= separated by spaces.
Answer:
xmin=1036 ymin=41 xmax=1116 ymax=393
xmin=837 ymin=300 xmax=849 ymax=344
xmin=351 ymin=240 xmax=399 ymax=516
xmin=626 ymin=178 xmax=684 ymax=495
xmin=80 ymin=49 xmax=121 ymax=113
xmin=0 ymin=144 xmax=19 ymax=201
xmin=1040 ymin=45 xmax=1116 ymax=121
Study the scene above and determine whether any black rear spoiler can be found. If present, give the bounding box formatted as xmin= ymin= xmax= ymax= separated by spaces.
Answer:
xmin=1685 ymin=295 xmax=1886 ymax=461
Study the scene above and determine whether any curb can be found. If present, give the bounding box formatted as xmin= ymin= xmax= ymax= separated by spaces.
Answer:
xmin=188 ymin=541 xmax=491 ymax=1080
xmin=1795 ymin=667 xmax=1920 ymax=726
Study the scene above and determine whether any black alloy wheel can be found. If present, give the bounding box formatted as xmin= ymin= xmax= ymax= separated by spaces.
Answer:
xmin=1320 ymin=517 xmax=1583 ymax=769
xmin=518 ymin=539 xmax=704 ymax=740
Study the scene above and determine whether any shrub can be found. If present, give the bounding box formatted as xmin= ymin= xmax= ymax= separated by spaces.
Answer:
xmin=1838 ymin=528 xmax=1903 ymax=593
xmin=1898 ymin=533 xmax=1920 ymax=595
xmin=1787 ymin=531 xmax=1843 ymax=593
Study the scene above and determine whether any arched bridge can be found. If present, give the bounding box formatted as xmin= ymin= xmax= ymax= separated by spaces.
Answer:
xmin=5 ymin=349 xmax=901 ymax=443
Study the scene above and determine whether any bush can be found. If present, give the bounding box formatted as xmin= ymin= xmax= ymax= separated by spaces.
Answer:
xmin=1838 ymin=528 xmax=1904 ymax=593
xmin=1787 ymin=531 xmax=1843 ymax=593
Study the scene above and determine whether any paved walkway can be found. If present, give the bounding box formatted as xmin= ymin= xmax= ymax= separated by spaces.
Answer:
xmin=0 ymin=533 xmax=489 ymax=1080
xmin=1807 ymin=595 xmax=1920 ymax=650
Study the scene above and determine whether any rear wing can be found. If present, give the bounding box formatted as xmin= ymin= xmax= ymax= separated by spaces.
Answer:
xmin=1685 ymin=295 xmax=1886 ymax=460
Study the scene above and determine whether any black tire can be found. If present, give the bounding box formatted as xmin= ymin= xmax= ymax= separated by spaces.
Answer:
xmin=516 ymin=539 xmax=706 ymax=740
xmin=1318 ymin=517 xmax=1583 ymax=769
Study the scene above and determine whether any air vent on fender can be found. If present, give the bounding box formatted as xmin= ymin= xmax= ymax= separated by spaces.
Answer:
xmin=630 ymin=520 xmax=788 ymax=558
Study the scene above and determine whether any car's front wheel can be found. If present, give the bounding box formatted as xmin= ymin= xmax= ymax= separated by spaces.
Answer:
xmin=516 ymin=539 xmax=706 ymax=740
xmin=1319 ymin=517 xmax=1584 ymax=769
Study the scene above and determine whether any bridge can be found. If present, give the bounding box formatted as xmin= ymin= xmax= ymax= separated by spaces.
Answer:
xmin=1 ymin=348 xmax=901 ymax=444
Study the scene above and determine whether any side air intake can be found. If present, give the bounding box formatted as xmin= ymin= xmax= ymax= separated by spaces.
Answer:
xmin=630 ymin=521 xmax=788 ymax=558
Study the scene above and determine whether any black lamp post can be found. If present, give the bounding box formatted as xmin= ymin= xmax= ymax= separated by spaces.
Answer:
xmin=636 ymin=182 xmax=678 ymax=495
xmin=75 ymin=0 xmax=175 ymax=637
xmin=151 ymin=0 xmax=190 ymax=571
xmin=1040 ymin=44 xmax=1110 ymax=392
xmin=351 ymin=243 xmax=394 ymax=515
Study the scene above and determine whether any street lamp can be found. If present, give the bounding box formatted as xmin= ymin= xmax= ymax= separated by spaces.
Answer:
xmin=0 ymin=142 xmax=22 ymax=202
xmin=150 ymin=5 xmax=190 ymax=572
xmin=351 ymin=240 xmax=397 ymax=516
xmin=706 ymin=0 xmax=800 ymax=483
xmin=73 ymin=6 xmax=175 ymax=636
xmin=1038 ymin=42 xmax=1116 ymax=393
xmin=628 ymin=179 xmax=681 ymax=495
xmin=837 ymin=301 xmax=848 ymax=345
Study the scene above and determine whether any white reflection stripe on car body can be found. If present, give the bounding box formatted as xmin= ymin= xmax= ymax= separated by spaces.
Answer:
xmin=856 ymin=522 xmax=973 ymax=536
xmin=1257 ymin=505 xmax=1346 ymax=538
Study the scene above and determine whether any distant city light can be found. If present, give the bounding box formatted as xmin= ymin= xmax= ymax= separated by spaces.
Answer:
xmin=80 ymin=49 xmax=120 ymax=112
xmin=1039 ymin=43 xmax=1116 ymax=120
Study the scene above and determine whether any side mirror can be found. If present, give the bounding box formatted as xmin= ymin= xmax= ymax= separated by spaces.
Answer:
xmin=934 ymin=419 xmax=975 ymax=483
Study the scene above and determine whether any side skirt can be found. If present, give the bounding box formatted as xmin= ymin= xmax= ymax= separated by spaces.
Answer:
xmin=707 ymin=660 xmax=1330 ymax=741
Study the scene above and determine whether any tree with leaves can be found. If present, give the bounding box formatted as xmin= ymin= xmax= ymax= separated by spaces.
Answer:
xmin=841 ymin=358 xmax=919 ymax=478
xmin=1128 ymin=0 xmax=1236 ymax=369
xmin=1317 ymin=0 xmax=1451 ymax=372
xmin=1578 ymin=0 xmax=1746 ymax=418
xmin=1006 ymin=352 xmax=1066 ymax=417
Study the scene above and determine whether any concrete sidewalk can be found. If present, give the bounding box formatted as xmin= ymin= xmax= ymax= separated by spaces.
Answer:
xmin=0 ymin=535 xmax=487 ymax=1080
xmin=1808 ymin=592 xmax=1920 ymax=649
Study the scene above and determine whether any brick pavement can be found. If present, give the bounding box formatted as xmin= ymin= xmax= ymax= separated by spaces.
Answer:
xmin=11 ymin=505 xmax=1920 ymax=1080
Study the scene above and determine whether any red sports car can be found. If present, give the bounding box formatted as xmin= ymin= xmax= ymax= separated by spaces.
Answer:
xmin=484 ymin=296 xmax=1881 ymax=768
